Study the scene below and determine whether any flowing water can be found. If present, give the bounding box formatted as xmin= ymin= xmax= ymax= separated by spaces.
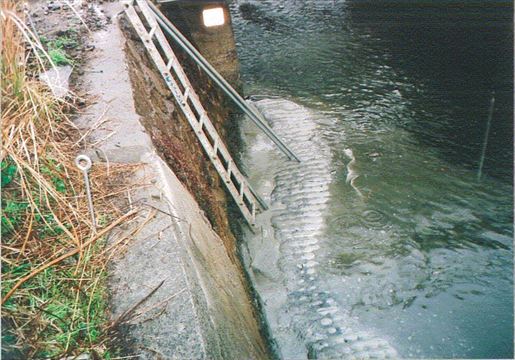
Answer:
xmin=229 ymin=1 xmax=513 ymax=358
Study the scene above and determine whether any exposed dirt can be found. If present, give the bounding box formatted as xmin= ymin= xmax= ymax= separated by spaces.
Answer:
xmin=26 ymin=0 xmax=113 ymax=104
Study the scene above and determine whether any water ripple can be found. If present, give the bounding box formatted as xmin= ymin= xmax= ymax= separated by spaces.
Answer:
xmin=360 ymin=209 xmax=390 ymax=230
xmin=253 ymin=98 xmax=398 ymax=359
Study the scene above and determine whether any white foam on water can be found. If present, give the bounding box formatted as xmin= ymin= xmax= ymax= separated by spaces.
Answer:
xmin=242 ymin=98 xmax=398 ymax=359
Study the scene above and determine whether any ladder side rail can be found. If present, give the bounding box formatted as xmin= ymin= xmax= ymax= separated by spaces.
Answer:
xmin=208 ymin=157 xmax=255 ymax=223
xmin=134 ymin=0 xmax=267 ymax=211
xmin=146 ymin=0 xmax=301 ymax=163
xmin=197 ymin=117 xmax=260 ymax=209
xmin=125 ymin=7 xmax=196 ymax=123
xmin=125 ymin=8 xmax=198 ymax=133
xmin=135 ymin=0 xmax=244 ymax=176
xmin=136 ymin=0 xmax=207 ymax=122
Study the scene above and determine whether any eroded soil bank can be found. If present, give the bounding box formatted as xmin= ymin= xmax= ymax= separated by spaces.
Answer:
xmin=121 ymin=5 xmax=241 ymax=259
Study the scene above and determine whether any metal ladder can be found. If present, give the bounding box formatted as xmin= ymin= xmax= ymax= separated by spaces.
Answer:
xmin=124 ymin=0 xmax=266 ymax=228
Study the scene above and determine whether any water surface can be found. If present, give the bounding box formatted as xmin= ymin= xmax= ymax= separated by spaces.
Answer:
xmin=230 ymin=1 xmax=513 ymax=358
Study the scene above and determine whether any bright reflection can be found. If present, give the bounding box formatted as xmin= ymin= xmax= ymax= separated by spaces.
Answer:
xmin=202 ymin=7 xmax=224 ymax=27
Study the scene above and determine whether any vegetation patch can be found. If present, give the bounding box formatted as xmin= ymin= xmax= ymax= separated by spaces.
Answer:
xmin=1 ymin=2 xmax=137 ymax=358
xmin=40 ymin=31 xmax=79 ymax=66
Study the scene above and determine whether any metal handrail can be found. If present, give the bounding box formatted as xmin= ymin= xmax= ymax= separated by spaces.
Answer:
xmin=146 ymin=0 xmax=301 ymax=163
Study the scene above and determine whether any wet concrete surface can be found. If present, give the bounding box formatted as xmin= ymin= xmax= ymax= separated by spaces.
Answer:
xmin=74 ymin=2 xmax=152 ymax=164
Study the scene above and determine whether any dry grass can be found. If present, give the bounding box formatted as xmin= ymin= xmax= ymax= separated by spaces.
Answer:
xmin=1 ymin=1 xmax=138 ymax=358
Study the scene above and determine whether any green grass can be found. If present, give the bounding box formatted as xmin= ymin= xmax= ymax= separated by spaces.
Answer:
xmin=43 ymin=33 xmax=79 ymax=66
xmin=1 ymin=159 xmax=110 ymax=357
xmin=0 ymin=153 xmax=121 ymax=359
xmin=1 ymin=163 xmax=107 ymax=358
xmin=2 ymin=263 xmax=110 ymax=358
xmin=52 ymin=35 xmax=79 ymax=49
xmin=40 ymin=158 xmax=67 ymax=193
xmin=1 ymin=160 xmax=69 ymax=238
xmin=2 ymin=6 xmax=130 ymax=358
xmin=1 ymin=159 xmax=17 ymax=187
xmin=48 ymin=48 xmax=73 ymax=66
xmin=1 ymin=153 xmax=127 ymax=358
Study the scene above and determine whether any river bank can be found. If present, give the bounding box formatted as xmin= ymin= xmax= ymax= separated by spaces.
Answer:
xmin=2 ymin=1 xmax=272 ymax=358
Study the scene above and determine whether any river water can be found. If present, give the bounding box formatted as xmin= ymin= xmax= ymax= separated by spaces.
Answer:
xmin=229 ymin=1 xmax=513 ymax=358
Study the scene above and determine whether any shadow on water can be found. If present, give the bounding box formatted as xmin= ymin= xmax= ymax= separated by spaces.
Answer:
xmin=234 ymin=0 xmax=513 ymax=181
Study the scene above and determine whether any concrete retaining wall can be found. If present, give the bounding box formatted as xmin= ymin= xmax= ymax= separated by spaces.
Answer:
xmin=78 ymin=2 xmax=271 ymax=358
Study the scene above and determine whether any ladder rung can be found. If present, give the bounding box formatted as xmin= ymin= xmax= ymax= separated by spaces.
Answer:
xmin=148 ymin=25 xmax=157 ymax=39
xmin=212 ymin=137 xmax=219 ymax=156
xmin=183 ymin=87 xmax=190 ymax=104
xmin=226 ymin=162 xmax=232 ymax=183
xmin=166 ymin=58 xmax=174 ymax=70
xmin=198 ymin=113 xmax=206 ymax=127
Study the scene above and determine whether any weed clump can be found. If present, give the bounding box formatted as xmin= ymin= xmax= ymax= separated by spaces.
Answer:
xmin=41 ymin=31 xmax=78 ymax=66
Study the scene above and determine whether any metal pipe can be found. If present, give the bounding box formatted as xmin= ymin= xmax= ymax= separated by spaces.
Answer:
xmin=477 ymin=91 xmax=495 ymax=181
xmin=146 ymin=0 xmax=301 ymax=163
xmin=75 ymin=155 xmax=96 ymax=231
